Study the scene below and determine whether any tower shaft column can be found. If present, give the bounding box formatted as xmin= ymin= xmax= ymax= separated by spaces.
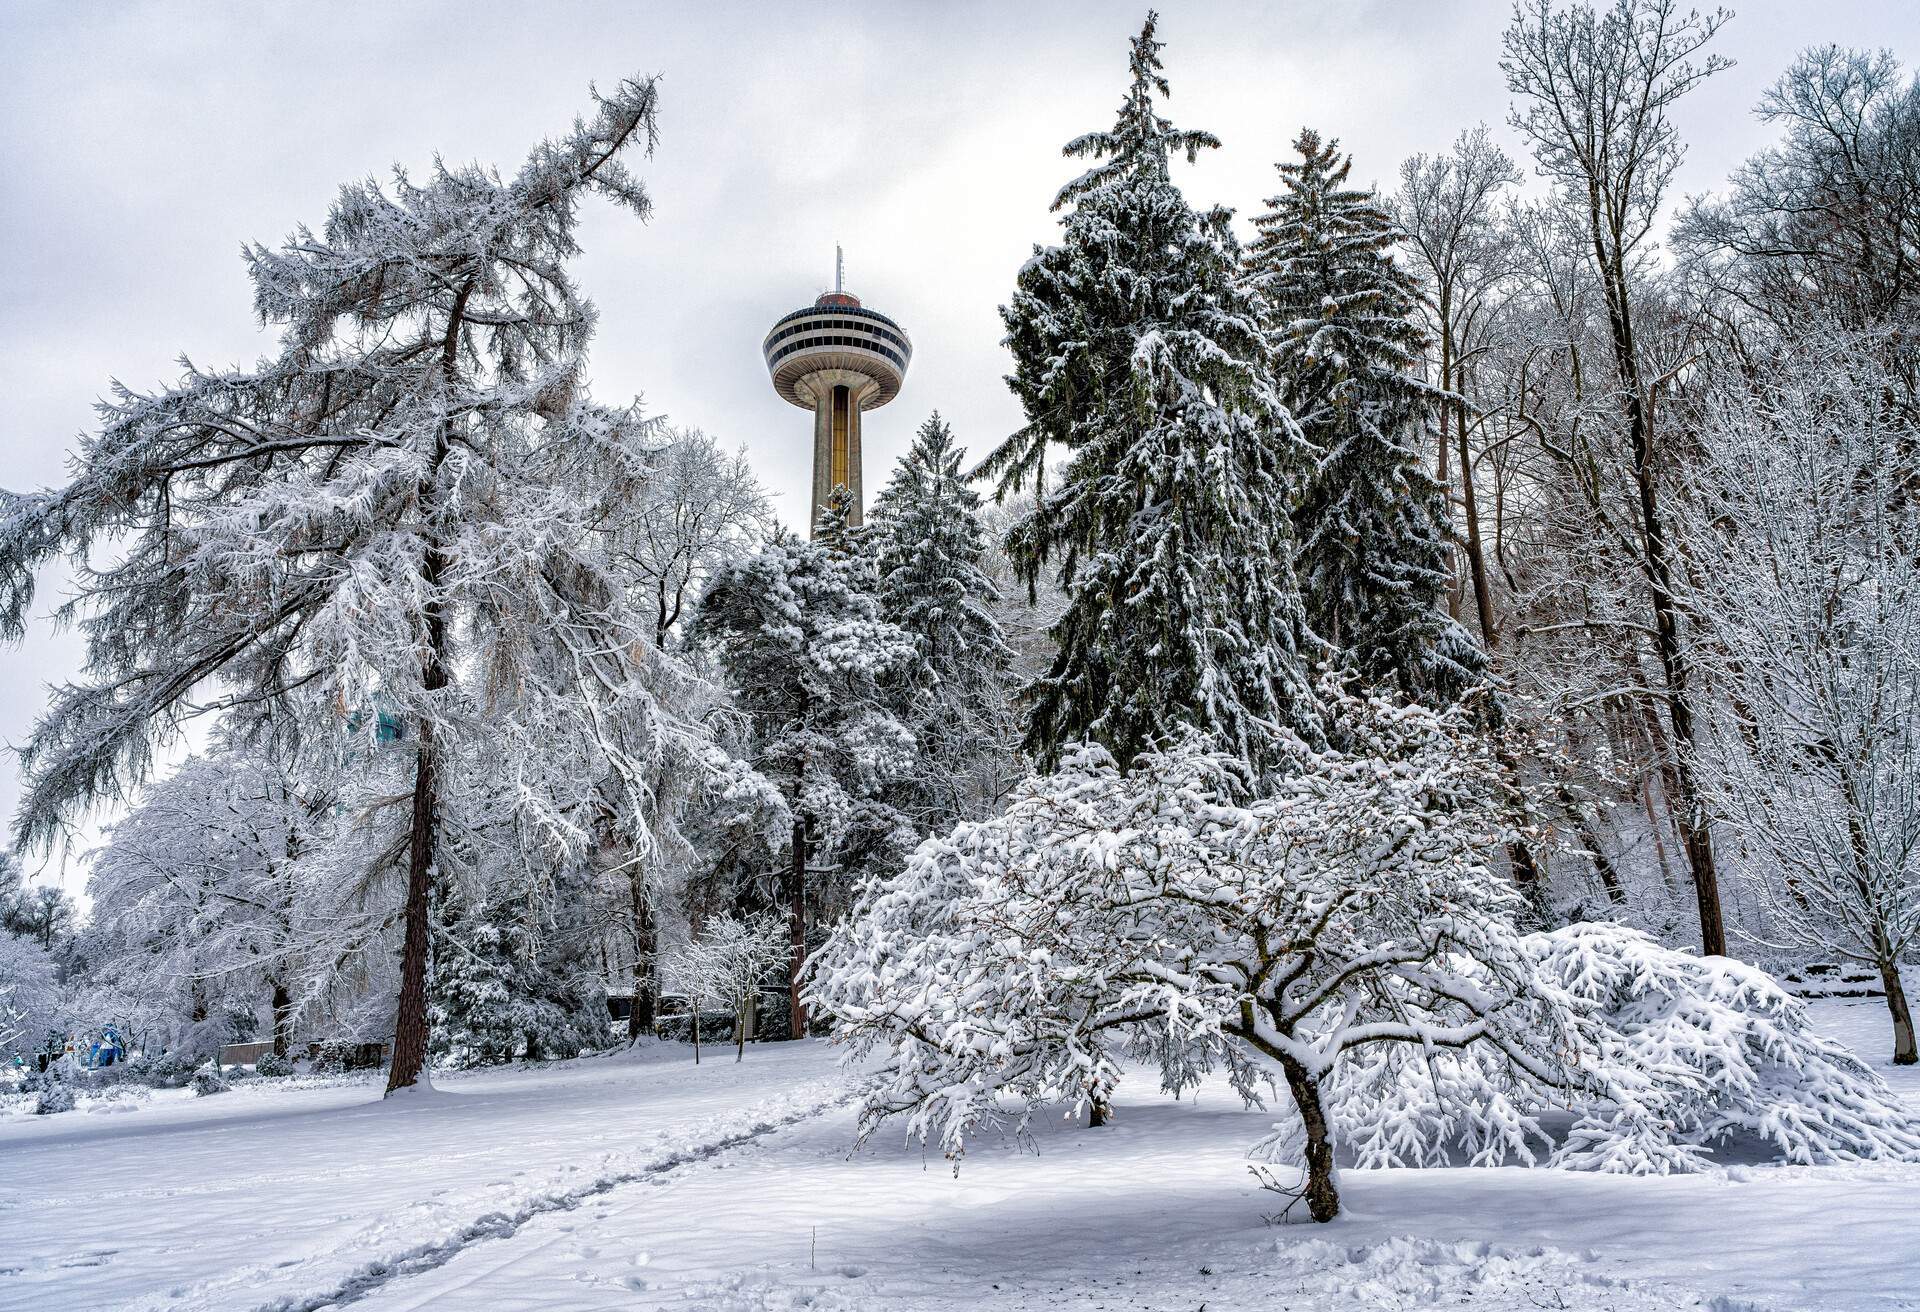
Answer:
xmin=801 ymin=371 xmax=873 ymax=533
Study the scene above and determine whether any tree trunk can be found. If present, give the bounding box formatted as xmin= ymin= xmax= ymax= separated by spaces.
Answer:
xmin=788 ymin=816 xmax=809 ymax=1040
xmin=692 ymin=1003 xmax=701 ymax=1065
xmin=385 ymin=704 xmax=442 ymax=1095
xmin=1455 ymin=390 xmax=1498 ymax=649
xmin=736 ymin=1000 xmax=747 ymax=1063
xmin=270 ymin=979 xmax=294 ymax=1058
xmin=1089 ymin=1097 xmax=1109 ymax=1128
xmin=1557 ymin=782 xmax=1624 ymax=904
xmin=1592 ymin=225 xmax=1725 ymax=956
xmin=387 ymin=284 xmax=466 ymax=1094
xmin=1437 ymin=312 xmax=1463 ymax=623
xmin=627 ymin=873 xmax=657 ymax=1041
xmin=1877 ymin=954 xmax=1917 ymax=1066
xmin=1279 ymin=1056 xmax=1340 ymax=1223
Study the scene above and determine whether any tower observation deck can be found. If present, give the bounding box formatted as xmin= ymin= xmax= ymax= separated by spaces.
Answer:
xmin=762 ymin=249 xmax=910 ymax=532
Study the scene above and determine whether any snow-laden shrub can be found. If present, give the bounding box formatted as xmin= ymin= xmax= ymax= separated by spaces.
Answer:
xmin=431 ymin=899 xmax=608 ymax=1069
xmin=81 ymin=1082 xmax=151 ymax=1112
xmin=1328 ymin=922 xmax=1920 ymax=1173
xmin=812 ymin=688 xmax=1561 ymax=1222
xmin=814 ymin=686 xmax=1920 ymax=1224
xmin=138 ymin=1051 xmax=198 ymax=1089
xmin=253 ymin=1051 xmax=293 ymax=1078
xmin=27 ymin=1070 xmax=74 ymax=1115
xmin=308 ymin=1041 xmax=353 ymax=1074
xmin=189 ymin=1062 xmax=231 ymax=1097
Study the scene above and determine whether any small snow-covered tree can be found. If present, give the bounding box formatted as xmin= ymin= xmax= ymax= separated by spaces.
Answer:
xmin=815 ymin=681 xmax=1919 ymax=1222
xmin=0 ymin=981 xmax=21 ymax=1060
xmin=663 ymin=912 xmax=787 ymax=1063
xmin=870 ymin=414 xmax=1018 ymax=826
xmin=0 ymin=933 xmax=59 ymax=1063
xmin=0 ymin=76 xmax=714 ymax=1094
xmin=1679 ymin=332 xmax=1920 ymax=1064
xmin=694 ymin=502 xmax=915 ymax=1037
xmin=430 ymin=892 xmax=604 ymax=1068
xmin=813 ymin=683 xmax=1566 ymax=1222
xmin=978 ymin=13 xmax=1318 ymax=781
xmin=1248 ymin=128 xmax=1483 ymax=704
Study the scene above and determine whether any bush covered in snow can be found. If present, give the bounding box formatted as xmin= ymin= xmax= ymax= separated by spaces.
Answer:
xmin=253 ymin=1051 xmax=294 ymax=1078
xmin=189 ymin=1063 xmax=231 ymax=1097
xmin=1328 ymin=922 xmax=1920 ymax=1174
xmin=813 ymin=686 xmax=1567 ymax=1221
xmin=814 ymin=685 xmax=1920 ymax=1222
xmin=27 ymin=1069 xmax=74 ymax=1115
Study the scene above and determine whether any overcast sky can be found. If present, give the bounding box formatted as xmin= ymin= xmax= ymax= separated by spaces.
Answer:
xmin=4 ymin=0 xmax=1918 ymax=892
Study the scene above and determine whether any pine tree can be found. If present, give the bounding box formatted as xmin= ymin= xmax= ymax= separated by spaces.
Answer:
xmin=430 ymin=894 xmax=602 ymax=1068
xmin=0 ymin=77 xmax=709 ymax=1094
xmin=692 ymin=504 xmax=915 ymax=1037
xmin=978 ymin=12 xmax=1318 ymax=783
xmin=1248 ymin=128 xmax=1484 ymax=705
xmin=870 ymin=415 xmax=1017 ymax=826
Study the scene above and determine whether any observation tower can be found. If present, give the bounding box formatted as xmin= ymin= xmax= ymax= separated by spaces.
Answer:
xmin=763 ymin=249 xmax=911 ymax=532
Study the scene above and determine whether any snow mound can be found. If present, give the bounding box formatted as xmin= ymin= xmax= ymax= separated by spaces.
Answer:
xmin=1269 ymin=1235 xmax=1735 ymax=1310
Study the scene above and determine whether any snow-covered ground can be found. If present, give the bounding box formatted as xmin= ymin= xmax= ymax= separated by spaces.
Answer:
xmin=3 ymin=1000 xmax=1916 ymax=1311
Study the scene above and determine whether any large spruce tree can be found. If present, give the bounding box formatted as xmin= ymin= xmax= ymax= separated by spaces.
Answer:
xmin=870 ymin=415 xmax=1016 ymax=826
xmin=1247 ymin=128 xmax=1484 ymax=705
xmin=979 ymin=12 xmax=1318 ymax=782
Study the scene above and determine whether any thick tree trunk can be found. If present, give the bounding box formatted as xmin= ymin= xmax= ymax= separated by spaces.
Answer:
xmin=1877 ymin=954 xmax=1917 ymax=1066
xmin=387 ymin=287 xmax=466 ymax=1095
xmin=270 ymin=979 xmax=294 ymax=1058
xmin=385 ymin=706 xmax=442 ymax=1095
xmin=788 ymin=816 xmax=809 ymax=1040
xmin=627 ymin=874 xmax=657 ymax=1041
xmin=1279 ymin=1056 xmax=1340 ymax=1223
xmin=1088 ymin=1097 xmax=1110 ymax=1128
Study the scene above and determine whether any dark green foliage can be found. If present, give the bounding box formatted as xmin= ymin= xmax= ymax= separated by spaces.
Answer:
xmin=981 ymin=13 xmax=1319 ymax=783
xmin=870 ymin=416 xmax=1017 ymax=826
xmin=430 ymin=896 xmax=605 ymax=1068
xmin=1248 ymin=128 xmax=1486 ymax=705
xmin=694 ymin=505 xmax=916 ymax=903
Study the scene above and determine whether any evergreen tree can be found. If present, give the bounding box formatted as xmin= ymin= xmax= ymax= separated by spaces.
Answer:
xmin=979 ymin=13 xmax=1318 ymax=783
xmin=1247 ymin=128 xmax=1484 ymax=705
xmin=692 ymin=499 xmax=915 ymax=1037
xmin=0 ymin=77 xmax=709 ymax=1094
xmin=430 ymin=893 xmax=602 ymax=1068
xmin=870 ymin=416 xmax=1017 ymax=825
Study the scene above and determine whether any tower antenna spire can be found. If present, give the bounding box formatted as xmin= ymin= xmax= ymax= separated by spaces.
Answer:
xmin=835 ymin=244 xmax=844 ymax=294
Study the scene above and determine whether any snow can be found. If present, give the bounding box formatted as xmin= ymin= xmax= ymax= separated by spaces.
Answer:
xmin=3 ymin=1001 xmax=1917 ymax=1311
